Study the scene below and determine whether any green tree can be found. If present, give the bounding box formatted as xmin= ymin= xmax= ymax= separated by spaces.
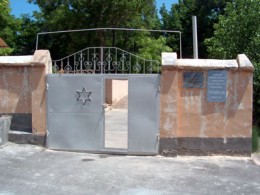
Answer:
xmin=137 ymin=35 xmax=172 ymax=61
xmin=0 ymin=0 xmax=19 ymax=55
xmin=205 ymin=0 xmax=260 ymax=126
xmin=14 ymin=13 xmax=43 ymax=55
xmin=160 ymin=0 xmax=230 ymax=58
xmin=28 ymin=0 xmax=161 ymax=60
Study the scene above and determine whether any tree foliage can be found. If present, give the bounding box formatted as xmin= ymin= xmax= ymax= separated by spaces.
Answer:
xmin=160 ymin=0 xmax=230 ymax=58
xmin=137 ymin=35 xmax=172 ymax=61
xmin=205 ymin=0 xmax=260 ymax=125
xmin=0 ymin=48 xmax=13 ymax=56
xmin=0 ymin=0 xmax=19 ymax=55
xmin=14 ymin=13 xmax=43 ymax=55
xmin=28 ymin=0 xmax=162 ymax=60
xmin=205 ymin=0 xmax=260 ymax=61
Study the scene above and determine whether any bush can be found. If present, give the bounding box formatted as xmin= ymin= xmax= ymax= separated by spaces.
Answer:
xmin=0 ymin=48 xmax=13 ymax=56
xmin=252 ymin=126 xmax=259 ymax=153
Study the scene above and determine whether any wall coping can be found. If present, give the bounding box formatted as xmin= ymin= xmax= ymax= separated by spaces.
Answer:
xmin=0 ymin=56 xmax=34 ymax=65
xmin=162 ymin=52 xmax=254 ymax=71
xmin=0 ymin=50 xmax=52 ymax=74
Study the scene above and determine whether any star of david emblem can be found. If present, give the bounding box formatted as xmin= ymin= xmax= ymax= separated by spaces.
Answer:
xmin=76 ymin=87 xmax=92 ymax=105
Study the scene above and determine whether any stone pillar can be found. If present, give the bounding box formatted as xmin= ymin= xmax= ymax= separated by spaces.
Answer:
xmin=31 ymin=50 xmax=52 ymax=135
xmin=159 ymin=52 xmax=254 ymax=156
xmin=0 ymin=50 xmax=52 ymax=145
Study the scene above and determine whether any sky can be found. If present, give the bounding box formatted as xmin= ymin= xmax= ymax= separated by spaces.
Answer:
xmin=10 ymin=0 xmax=178 ymax=18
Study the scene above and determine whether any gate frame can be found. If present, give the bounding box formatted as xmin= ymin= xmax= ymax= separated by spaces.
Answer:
xmin=46 ymin=73 xmax=161 ymax=155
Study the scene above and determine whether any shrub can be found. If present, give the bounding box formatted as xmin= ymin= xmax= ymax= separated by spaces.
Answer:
xmin=0 ymin=48 xmax=13 ymax=56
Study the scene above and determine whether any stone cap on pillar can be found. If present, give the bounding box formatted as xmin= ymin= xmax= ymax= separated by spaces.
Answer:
xmin=237 ymin=54 xmax=254 ymax=71
xmin=161 ymin=52 xmax=254 ymax=72
xmin=32 ymin=50 xmax=53 ymax=74
xmin=0 ymin=55 xmax=33 ymax=65
xmin=161 ymin=52 xmax=177 ymax=66
xmin=0 ymin=50 xmax=52 ymax=74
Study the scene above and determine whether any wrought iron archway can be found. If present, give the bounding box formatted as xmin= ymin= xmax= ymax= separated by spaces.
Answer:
xmin=36 ymin=27 xmax=182 ymax=58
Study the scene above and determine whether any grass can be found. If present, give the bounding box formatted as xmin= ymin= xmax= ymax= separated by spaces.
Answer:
xmin=252 ymin=126 xmax=259 ymax=153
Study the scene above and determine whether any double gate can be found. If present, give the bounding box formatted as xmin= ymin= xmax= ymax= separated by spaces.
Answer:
xmin=46 ymin=47 xmax=161 ymax=155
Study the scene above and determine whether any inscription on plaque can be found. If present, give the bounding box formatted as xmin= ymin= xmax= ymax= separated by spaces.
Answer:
xmin=207 ymin=70 xmax=227 ymax=102
xmin=183 ymin=72 xmax=204 ymax=88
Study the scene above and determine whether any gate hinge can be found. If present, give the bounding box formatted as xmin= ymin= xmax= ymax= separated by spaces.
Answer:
xmin=157 ymin=133 xmax=160 ymax=141
xmin=158 ymin=76 xmax=162 ymax=92
xmin=46 ymin=129 xmax=49 ymax=137
xmin=46 ymin=83 xmax=49 ymax=90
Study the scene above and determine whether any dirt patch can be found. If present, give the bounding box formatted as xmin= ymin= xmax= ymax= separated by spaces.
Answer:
xmin=112 ymin=95 xmax=128 ymax=109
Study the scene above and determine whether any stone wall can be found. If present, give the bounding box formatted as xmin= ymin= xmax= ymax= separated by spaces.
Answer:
xmin=160 ymin=53 xmax=254 ymax=156
xmin=0 ymin=49 xmax=254 ymax=155
xmin=105 ymin=79 xmax=128 ymax=106
xmin=0 ymin=116 xmax=11 ymax=146
xmin=0 ymin=50 xmax=52 ymax=135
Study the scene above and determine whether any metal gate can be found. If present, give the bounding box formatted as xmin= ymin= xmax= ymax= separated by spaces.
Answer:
xmin=46 ymin=47 xmax=160 ymax=155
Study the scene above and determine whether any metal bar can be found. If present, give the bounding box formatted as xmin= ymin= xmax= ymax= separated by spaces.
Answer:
xmin=56 ymin=46 xmax=158 ymax=63
xmin=129 ymin=55 xmax=132 ymax=74
xmin=108 ymin=48 xmax=111 ymax=74
xmin=87 ymin=48 xmax=89 ymax=63
xmin=115 ymin=48 xmax=118 ymax=74
xmin=61 ymin=60 xmax=63 ymax=73
xmin=143 ymin=59 xmax=145 ymax=74
xmin=80 ymin=51 xmax=83 ymax=73
xmin=100 ymin=47 xmax=104 ymax=74
xmin=51 ymin=47 xmax=161 ymax=74
xmin=37 ymin=27 xmax=181 ymax=36
xmin=36 ymin=34 xmax=39 ymax=50
xmin=36 ymin=28 xmax=182 ymax=57
xmin=74 ymin=54 xmax=76 ymax=74
xmin=87 ymin=48 xmax=89 ymax=72
xmin=93 ymin=48 xmax=96 ymax=74
xmin=179 ymin=32 xmax=182 ymax=59
xmin=192 ymin=16 xmax=198 ymax=59
xmin=113 ymin=47 xmax=158 ymax=63
xmin=122 ymin=53 xmax=125 ymax=74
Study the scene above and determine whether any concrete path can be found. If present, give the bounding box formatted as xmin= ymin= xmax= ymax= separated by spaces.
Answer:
xmin=105 ymin=109 xmax=128 ymax=149
xmin=1 ymin=143 xmax=260 ymax=195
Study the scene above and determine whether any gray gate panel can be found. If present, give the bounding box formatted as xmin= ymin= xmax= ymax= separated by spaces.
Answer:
xmin=46 ymin=74 xmax=104 ymax=152
xmin=47 ymin=75 xmax=103 ymax=114
xmin=47 ymin=113 xmax=103 ymax=151
xmin=128 ymin=75 xmax=160 ymax=154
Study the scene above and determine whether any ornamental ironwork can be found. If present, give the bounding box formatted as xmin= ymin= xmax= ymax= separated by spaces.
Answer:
xmin=52 ymin=47 xmax=160 ymax=74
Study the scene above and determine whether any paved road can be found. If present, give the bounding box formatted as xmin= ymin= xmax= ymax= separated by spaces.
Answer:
xmin=0 ymin=143 xmax=260 ymax=195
